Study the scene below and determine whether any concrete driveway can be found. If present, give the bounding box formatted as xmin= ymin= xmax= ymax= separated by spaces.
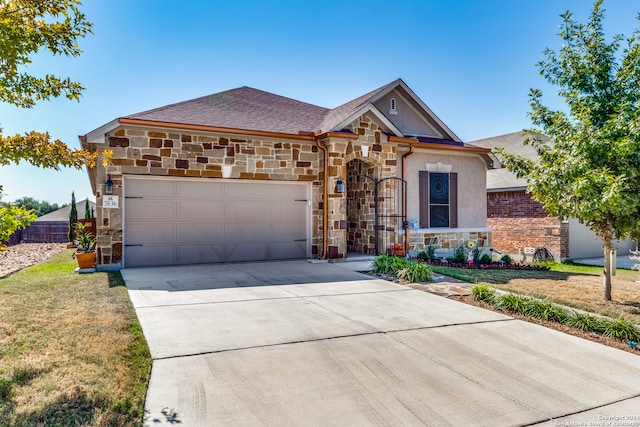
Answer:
xmin=122 ymin=261 xmax=640 ymax=426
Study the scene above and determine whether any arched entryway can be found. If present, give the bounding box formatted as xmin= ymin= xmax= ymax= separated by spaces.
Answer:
xmin=346 ymin=159 xmax=406 ymax=255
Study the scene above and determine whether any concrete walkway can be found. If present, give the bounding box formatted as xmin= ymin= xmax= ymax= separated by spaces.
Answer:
xmin=122 ymin=260 xmax=640 ymax=426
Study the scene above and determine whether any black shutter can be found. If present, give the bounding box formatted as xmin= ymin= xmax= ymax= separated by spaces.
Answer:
xmin=419 ymin=171 xmax=429 ymax=228
xmin=449 ymin=172 xmax=458 ymax=228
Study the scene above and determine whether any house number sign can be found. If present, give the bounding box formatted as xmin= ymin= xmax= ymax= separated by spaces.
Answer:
xmin=102 ymin=195 xmax=119 ymax=209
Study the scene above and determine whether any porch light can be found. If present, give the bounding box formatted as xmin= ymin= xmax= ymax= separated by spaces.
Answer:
xmin=105 ymin=176 xmax=113 ymax=194
xmin=335 ymin=178 xmax=344 ymax=194
xmin=361 ymin=144 xmax=369 ymax=157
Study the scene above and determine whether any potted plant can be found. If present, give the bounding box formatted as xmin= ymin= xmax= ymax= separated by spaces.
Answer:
xmin=73 ymin=221 xmax=96 ymax=269
xmin=387 ymin=243 xmax=405 ymax=257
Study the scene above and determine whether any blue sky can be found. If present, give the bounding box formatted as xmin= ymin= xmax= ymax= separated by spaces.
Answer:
xmin=1 ymin=0 xmax=638 ymax=205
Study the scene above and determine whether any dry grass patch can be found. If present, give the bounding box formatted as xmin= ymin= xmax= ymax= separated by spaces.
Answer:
xmin=496 ymin=269 xmax=640 ymax=325
xmin=0 ymin=250 xmax=151 ymax=426
xmin=431 ymin=263 xmax=640 ymax=325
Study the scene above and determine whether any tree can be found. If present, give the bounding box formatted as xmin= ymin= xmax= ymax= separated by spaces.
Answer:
xmin=68 ymin=191 xmax=77 ymax=242
xmin=0 ymin=1 xmax=105 ymax=246
xmin=12 ymin=197 xmax=59 ymax=217
xmin=84 ymin=198 xmax=91 ymax=219
xmin=0 ymin=0 xmax=92 ymax=108
xmin=500 ymin=0 xmax=640 ymax=301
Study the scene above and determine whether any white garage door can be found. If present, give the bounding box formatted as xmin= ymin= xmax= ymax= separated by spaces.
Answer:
xmin=123 ymin=177 xmax=310 ymax=267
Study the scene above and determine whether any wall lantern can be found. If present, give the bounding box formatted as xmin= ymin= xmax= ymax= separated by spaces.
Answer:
xmin=105 ymin=176 xmax=114 ymax=194
xmin=335 ymin=178 xmax=344 ymax=194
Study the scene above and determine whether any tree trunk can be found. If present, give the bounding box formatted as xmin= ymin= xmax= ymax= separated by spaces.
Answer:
xmin=602 ymin=228 xmax=613 ymax=301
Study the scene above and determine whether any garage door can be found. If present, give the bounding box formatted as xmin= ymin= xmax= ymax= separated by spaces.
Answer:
xmin=123 ymin=177 xmax=310 ymax=267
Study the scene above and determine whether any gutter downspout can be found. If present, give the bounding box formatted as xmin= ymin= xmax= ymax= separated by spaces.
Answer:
xmin=315 ymin=136 xmax=329 ymax=259
xmin=401 ymin=145 xmax=414 ymax=251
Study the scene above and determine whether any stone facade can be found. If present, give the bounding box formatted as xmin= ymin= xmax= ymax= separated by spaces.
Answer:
xmin=406 ymin=229 xmax=491 ymax=256
xmin=90 ymin=112 xmax=491 ymax=266
xmin=487 ymin=190 xmax=568 ymax=260
xmin=92 ymin=114 xmax=401 ymax=265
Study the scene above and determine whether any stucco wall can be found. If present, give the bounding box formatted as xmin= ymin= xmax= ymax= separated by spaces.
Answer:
xmin=403 ymin=150 xmax=488 ymax=229
xmin=372 ymin=92 xmax=443 ymax=138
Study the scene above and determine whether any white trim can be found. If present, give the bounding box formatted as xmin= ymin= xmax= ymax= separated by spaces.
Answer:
xmin=331 ymin=103 xmax=403 ymax=136
xmin=84 ymin=119 xmax=120 ymax=144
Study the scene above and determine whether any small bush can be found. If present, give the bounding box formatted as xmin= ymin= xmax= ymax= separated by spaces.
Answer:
xmin=498 ymin=293 xmax=530 ymax=315
xmin=564 ymin=312 xmax=606 ymax=333
xmin=397 ymin=262 xmax=432 ymax=283
xmin=416 ymin=245 xmax=437 ymax=261
xmin=500 ymin=254 xmax=512 ymax=265
xmin=373 ymin=254 xmax=409 ymax=275
xmin=602 ymin=317 xmax=639 ymax=342
xmin=453 ymin=246 xmax=467 ymax=263
xmin=472 ymin=247 xmax=481 ymax=263
xmin=471 ymin=284 xmax=495 ymax=303
xmin=479 ymin=254 xmax=492 ymax=265
xmin=524 ymin=299 xmax=569 ymax=323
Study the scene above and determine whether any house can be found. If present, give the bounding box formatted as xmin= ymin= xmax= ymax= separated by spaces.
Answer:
xmin=81 ymin=79 xmax=493 ymax=268
xmin=14 ymin=199 xmax=96 ymax=244
xmin=469 ymin=131 xmax=635 ymax=260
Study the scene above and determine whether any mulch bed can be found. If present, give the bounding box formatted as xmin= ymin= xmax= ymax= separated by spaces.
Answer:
xmin=0 ymin=243 xmax=69 ymax=278
xmin=420 ymin=259 xmax=550 ymax=270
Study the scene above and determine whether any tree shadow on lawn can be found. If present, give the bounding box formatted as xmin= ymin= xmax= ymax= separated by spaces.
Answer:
xmin=434 ymin=267 xmax=599 ymax=285
xmin=107 ymin=271 xmax=126 ymax=288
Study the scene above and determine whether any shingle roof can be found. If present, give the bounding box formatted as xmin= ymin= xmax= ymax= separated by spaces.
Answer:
xmin=125 ymin=86 xmax=330 ymax=135
xmin=124 ymin=80 xmax=404 ymax=135
xmin=34 ymin=199 xmax=96 ymax=222
xmin=468 ymin=131 xmax=552 ymax=191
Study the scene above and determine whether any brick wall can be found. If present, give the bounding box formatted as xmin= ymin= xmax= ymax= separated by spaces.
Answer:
xmin=487 ymin=190 xmax=568 ymax=260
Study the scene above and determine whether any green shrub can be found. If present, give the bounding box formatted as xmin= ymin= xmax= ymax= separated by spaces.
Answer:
xmin=397 ymin=262 xmax=432 ymax=283
xmin=479 ymin=254 xmax=493 ymax=265
xmin=523 ymin=299 xmax=569 ymax=323
xmin=471 ymin=284 xmax=495 ymax=303
xmin=453 ymin=246 xmax=467 ymax=263
xmin=416 ymin=245 xmax=437 ymax=261
xmin=602 ymin=317 xmax=639 ymax=341
xmin=564 ymin=312 xmax=606 ymax=333
xmin=497 ymin=293 xmax=530 ymax=315
xmin=472 ymin=247 xmax=481 ymax=263
xmin=373 ymin=254 xmax=409 ymax=275
xmin=500 ymin=254 xmax=512 ymax=265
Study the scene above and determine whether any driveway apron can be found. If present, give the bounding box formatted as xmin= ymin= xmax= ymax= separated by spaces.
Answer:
xmin=122 ymin=260 xmax=640 ymax=426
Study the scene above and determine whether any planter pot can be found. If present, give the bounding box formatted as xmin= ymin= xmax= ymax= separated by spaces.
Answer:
xmin=76 ymin=251 xmax=97 ymax=269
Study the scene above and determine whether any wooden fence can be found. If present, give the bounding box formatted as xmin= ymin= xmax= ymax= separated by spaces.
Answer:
xmin=6 ymin=218 xmax=97 ymax=246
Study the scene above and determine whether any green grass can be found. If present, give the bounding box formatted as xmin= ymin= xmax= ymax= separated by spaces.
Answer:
xmin=0 ymin=250 xmax=151 ymax=426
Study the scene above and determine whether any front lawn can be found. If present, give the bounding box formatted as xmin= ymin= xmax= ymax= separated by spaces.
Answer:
xmin=0 ymin=250 xmax=151 ymax=426
xmin=431 ymin=263 xmax=640 ymax=325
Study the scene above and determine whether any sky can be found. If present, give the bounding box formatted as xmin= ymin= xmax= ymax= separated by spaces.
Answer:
xmin=1 ymin=0 xmax=639 ymax=205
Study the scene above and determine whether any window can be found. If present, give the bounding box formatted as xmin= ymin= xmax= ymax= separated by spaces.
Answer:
xmin=389 ymin=98 xmax=397 ymax=115
xmin=419 ymin=171 xmax=458 ymax=228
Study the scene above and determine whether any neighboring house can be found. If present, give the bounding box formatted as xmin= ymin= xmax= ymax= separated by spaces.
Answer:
xmin=11 ymin=199 xmax=96 ymax=244
xmin=470 ymin=131 xmax=635 ymax=260
xmin=82 ymin=79 xmax=493 ymax=268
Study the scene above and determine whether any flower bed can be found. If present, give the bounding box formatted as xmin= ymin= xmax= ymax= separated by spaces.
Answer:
xmin=420 ymin=259 xmax=550 ymax=271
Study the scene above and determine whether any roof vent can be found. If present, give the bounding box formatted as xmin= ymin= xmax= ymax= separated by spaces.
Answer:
xmin=389 ymin=98 xmax=398 ymax=115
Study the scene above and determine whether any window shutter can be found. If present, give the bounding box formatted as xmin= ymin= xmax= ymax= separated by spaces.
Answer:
xmin=419 ymin=171 xmax=429 ymax=228
xmin=449 ymin=172 xmax=458 ymax=228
